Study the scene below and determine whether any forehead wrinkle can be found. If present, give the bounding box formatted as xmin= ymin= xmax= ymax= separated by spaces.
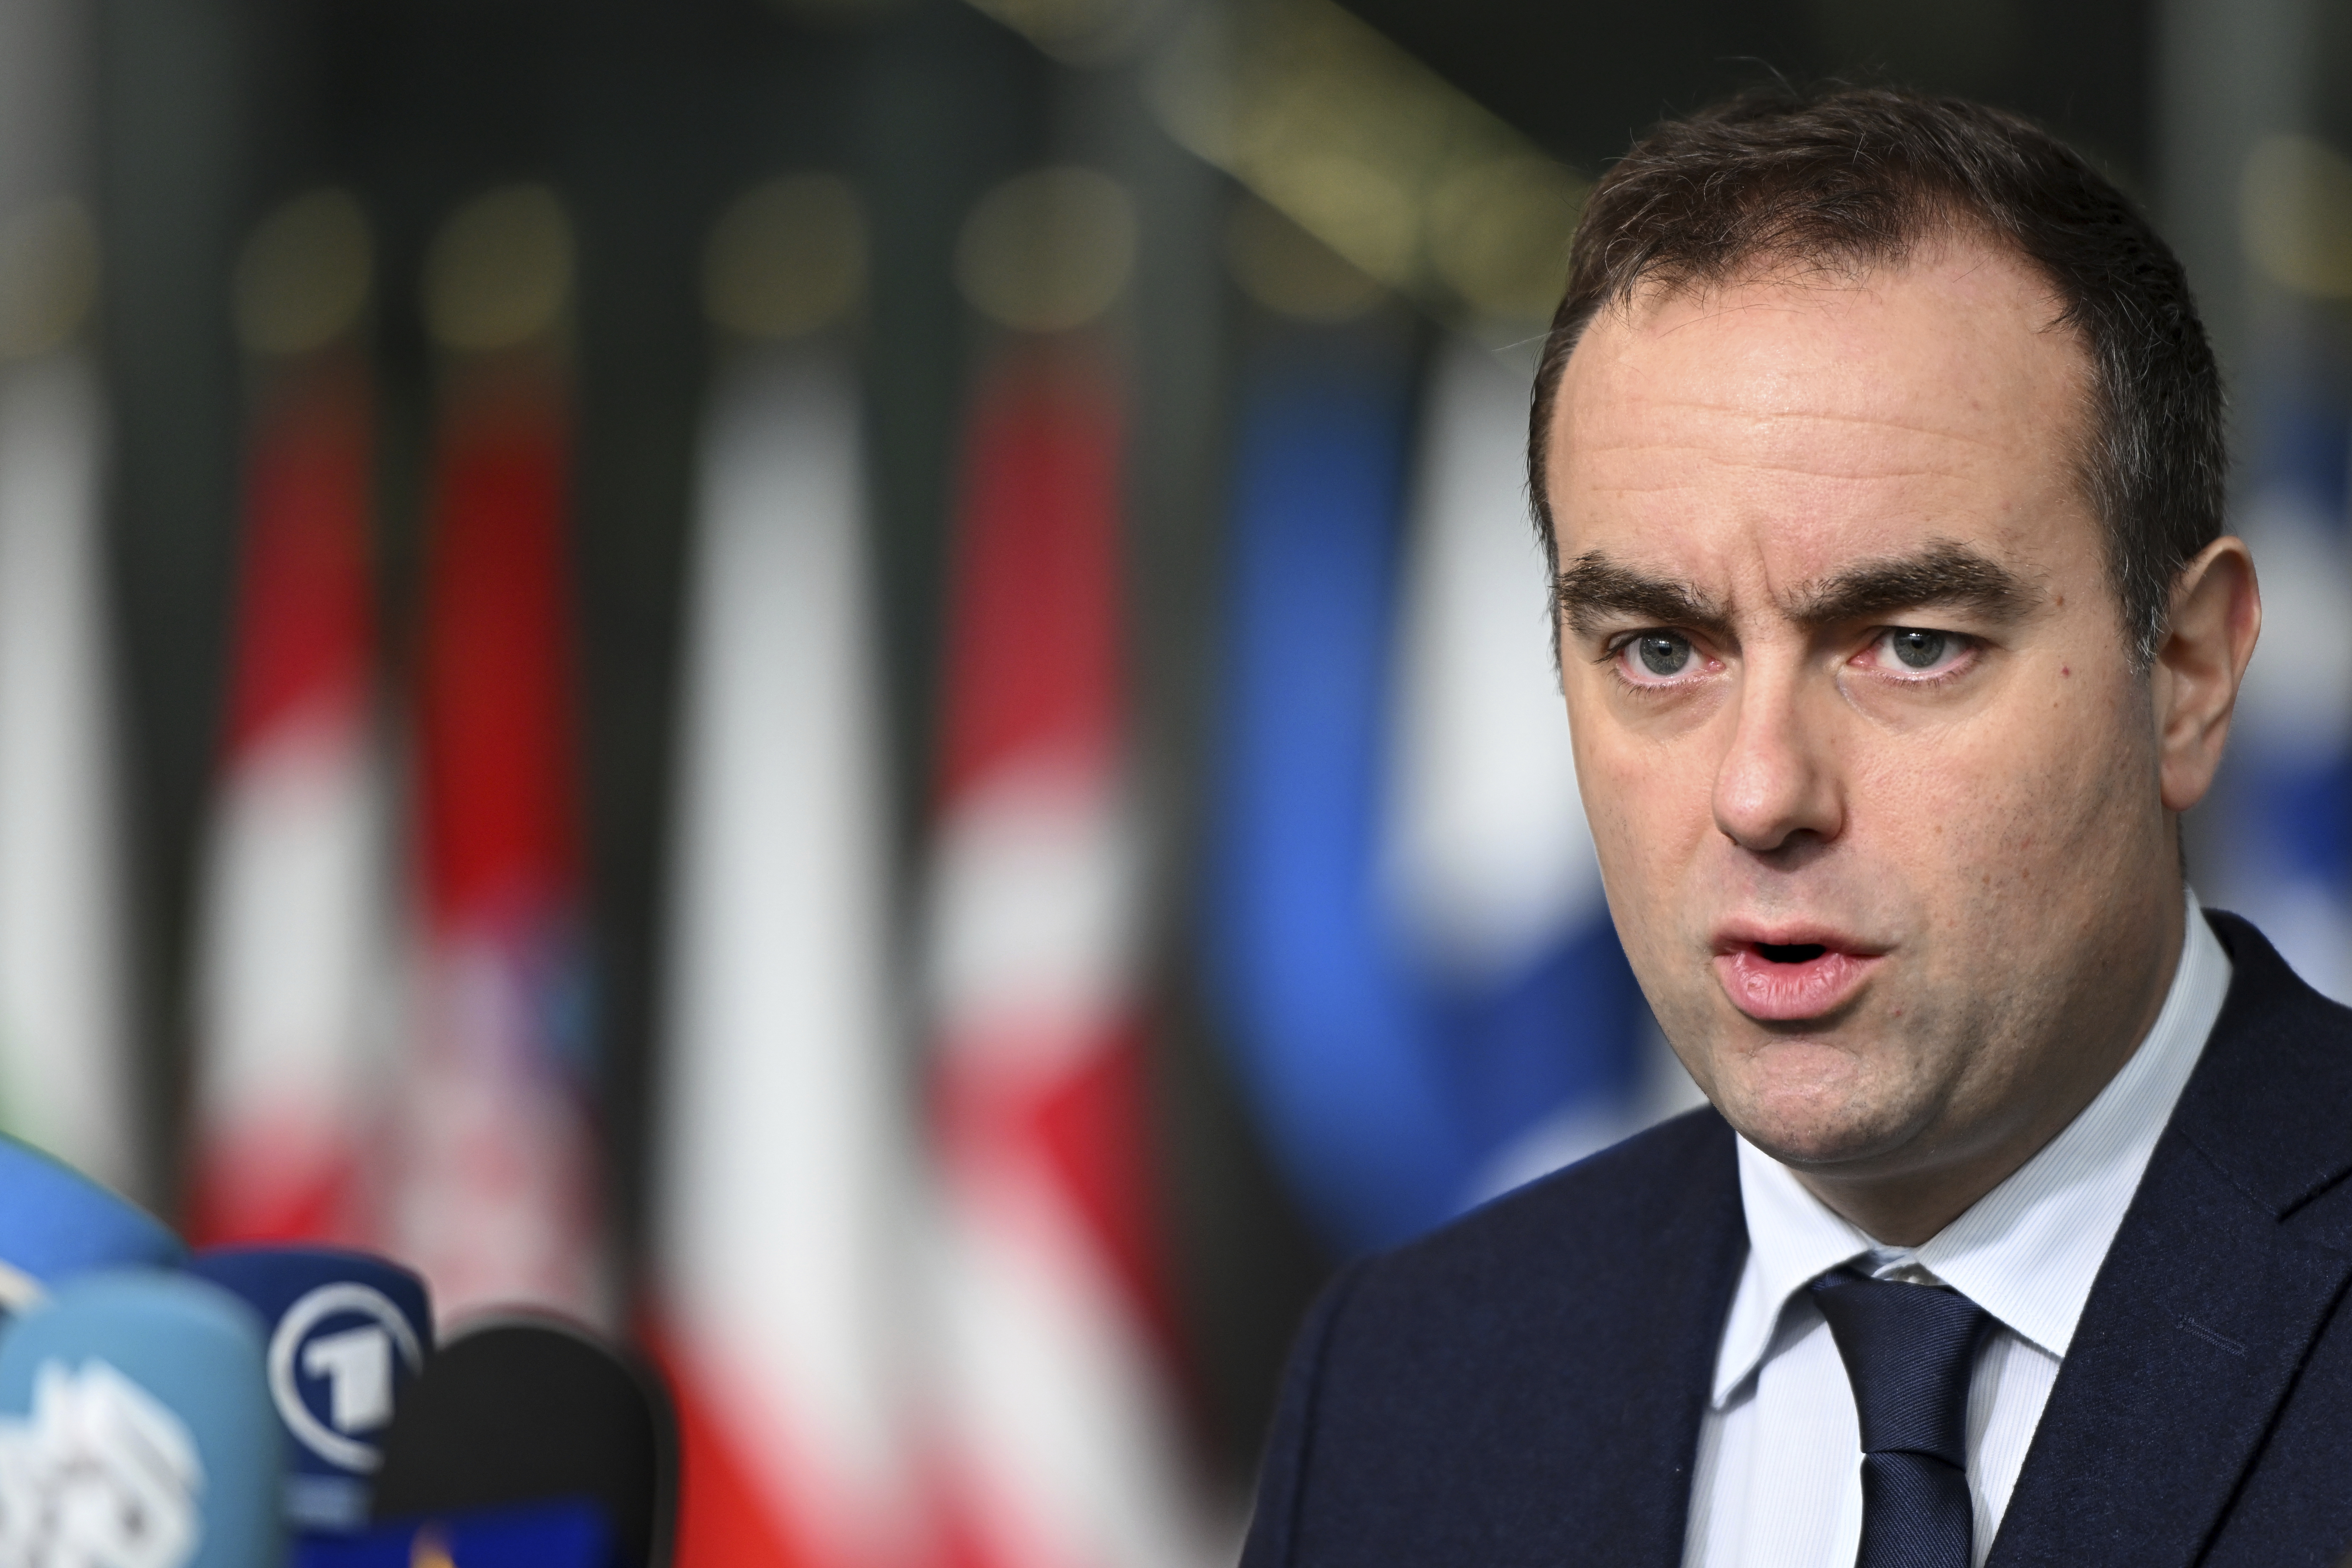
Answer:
xmin=1560 ymin=400 xmax=2028 ymax=494
xmin=1565 ymin=452 xmax=1988 ymax=492
xmin=1563 ymin=429 xmax=1982 ymax=473
xmin=1736 ymin=409 xmax=2012 ymax=452
xmin=1694 ymin=454 xmax=1975 ymax=483
xmin=1593 ymin=398 xmax=2012 ymax=449
xmin=1567 ymin=277 xmax=2086 ymax=465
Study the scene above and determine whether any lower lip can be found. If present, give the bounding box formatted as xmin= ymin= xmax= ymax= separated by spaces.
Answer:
xmin=1714 ymin=947 xmax=1880 ymax=1022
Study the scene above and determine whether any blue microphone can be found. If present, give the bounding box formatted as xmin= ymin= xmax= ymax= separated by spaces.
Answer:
xmin=0 ymin=1136 xmax=182 ymax=1308
xmin=185 ymin=1245 xmax=433 ymax=1533
xmin=0 ymin=1269 xmax=283 ymax=1568
xmin=291 ymin=1498 xmax=617 ymax=1568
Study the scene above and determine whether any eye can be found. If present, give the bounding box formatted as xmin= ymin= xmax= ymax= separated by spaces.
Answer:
xmin=1616 ymin=631 xmax=1700 ymax=684
xmin=1860 ymin=626 xmax=1971 ymax=677
xmin=1637 ymin=633 xmax=1692 ymax=675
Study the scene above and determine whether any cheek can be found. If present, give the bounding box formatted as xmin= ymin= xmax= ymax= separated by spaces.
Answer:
xmin=1847 ymin=746 xmax=2022 ymax=945
xmin=1575 ymin=727 xmax=1716 ymax=938
xmin=1849 ymin=665 xmax=2152 ymax=921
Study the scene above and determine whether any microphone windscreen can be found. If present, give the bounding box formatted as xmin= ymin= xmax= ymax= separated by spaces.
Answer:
xmin=370 ymin=1316 xmax=675 ymax=1568
xmin=0 ymin=1269 xmax=284 ymax=1568
xmin=0 ymin=1138 xmax=182 ymax=1306
xmin=185 ymin=1245 xmax=433 ymax=1533
xmin=291 ymin=1497 xmax=616 ymax=1568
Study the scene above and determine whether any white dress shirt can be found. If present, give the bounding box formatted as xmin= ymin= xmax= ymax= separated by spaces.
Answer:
xmin=1681 ymin=891 xmax=2232 ymax=1568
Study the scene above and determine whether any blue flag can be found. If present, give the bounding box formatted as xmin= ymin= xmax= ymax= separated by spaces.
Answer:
xmin=2207 ymin=365 xmax=2352 ymax=997
xmin=1205 ymin=330 xmax=1653 ymax=1255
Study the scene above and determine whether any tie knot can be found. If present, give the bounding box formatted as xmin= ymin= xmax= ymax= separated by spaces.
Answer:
xmin=1811 ymin=1270 xmax=1993 ymax=1468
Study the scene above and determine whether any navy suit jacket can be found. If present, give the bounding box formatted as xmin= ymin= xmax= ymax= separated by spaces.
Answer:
xmin=1240 ymin=912 xmax=2352 ymax=1566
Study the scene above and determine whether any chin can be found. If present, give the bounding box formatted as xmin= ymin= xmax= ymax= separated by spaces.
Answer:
xmin=1735 ymin=1113 xmax=1904 ymax=1172
xmin=1710 ymin=1047 xmax=1922 ymax=1170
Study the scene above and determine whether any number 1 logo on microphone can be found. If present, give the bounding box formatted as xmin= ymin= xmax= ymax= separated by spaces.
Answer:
xmin=267 ymin=1284 xmax=426 ymax=1473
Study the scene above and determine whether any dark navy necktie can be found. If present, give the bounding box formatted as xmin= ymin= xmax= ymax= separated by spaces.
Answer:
xmin=1812 ymin=1270 xmax=1996 ymax=1568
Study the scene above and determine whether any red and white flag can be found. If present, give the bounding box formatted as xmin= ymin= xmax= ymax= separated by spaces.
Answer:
xmin=188 ymin=357 xmax=387 ymax=1244
xmin=652 ymin=348 xmax=926 ymax=1568
xmin=0 ymin=1 xmax=135 ymax=1197
xmin=386 ymin=370 xmax=605 ymax=1321
xmin=0 ymin=345 xmax=137 ymax=1194
xmin=924 ymin=346 xmax=1208 ymax=1568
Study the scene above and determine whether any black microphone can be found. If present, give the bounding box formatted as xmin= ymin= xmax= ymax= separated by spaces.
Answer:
xmin=368 ymin=1314 xmax=677 ymax=1568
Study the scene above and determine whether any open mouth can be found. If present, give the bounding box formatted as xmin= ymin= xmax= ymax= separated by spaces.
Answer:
xmin=1714 ymin=937 xmax=1879 ymax=1022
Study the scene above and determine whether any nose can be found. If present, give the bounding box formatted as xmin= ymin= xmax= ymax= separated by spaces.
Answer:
xmin=1711 ymin=656 xmax=1844 ymax=854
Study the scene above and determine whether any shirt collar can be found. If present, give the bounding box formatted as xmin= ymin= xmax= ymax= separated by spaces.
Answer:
xmin=1710 ymin=889 xmax=2231 ymax=1408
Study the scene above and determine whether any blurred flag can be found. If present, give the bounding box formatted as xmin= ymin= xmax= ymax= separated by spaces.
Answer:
xmin=0 ymin=5 xmax=137 ymax=1197
xmin=2201 ymin=137 xmax=2352 ymax=1000
xmin=925 ymin=347 xmax=1205 ymax=1568
xmin=380 ymin=186 xmax=604 ymax=1322
xmin=652 ymin=346 xmax=924 ymax=1568
xmin=1200 ymin=326 xmax=1434 ymax=1251
xmin=388 ymin=366 xmax=603 ymax=1320
xmin=1387 ymin=339 xmax=1648 ymax=1201
xmin=188 ymin=354 xmax=386 ymax=1244
xmin=0 ymin=341 xmax=137 ymax=1193
xmin=2209 ymin=386 xmax=2352 ymax=994
xmin=1204 ymin=332 xmax=1647 ymax=1256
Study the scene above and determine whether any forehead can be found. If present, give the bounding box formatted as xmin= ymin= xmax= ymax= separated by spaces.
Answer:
xmin=1545 ymin=240 xmax=2099 ymax=594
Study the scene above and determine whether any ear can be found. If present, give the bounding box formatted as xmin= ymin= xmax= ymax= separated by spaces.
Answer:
xmin=2154 ymin=535 xmax=2261 ymax=813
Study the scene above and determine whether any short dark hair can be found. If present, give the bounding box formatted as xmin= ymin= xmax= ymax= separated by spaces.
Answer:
xmin=1527 ymin=87 xmax=2224 ymax=666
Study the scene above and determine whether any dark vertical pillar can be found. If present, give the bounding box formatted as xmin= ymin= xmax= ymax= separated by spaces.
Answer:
xmin=559 ymin=0 xmax=719 ymax=1298
xmin=853 ymin=0 xmax=1044 ymax=847
xmin=96 ymin=0 xmax=253 ymax=1212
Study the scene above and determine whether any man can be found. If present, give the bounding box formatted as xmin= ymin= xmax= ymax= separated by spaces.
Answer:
xmin=1238 ymin=89 xmax=2352 ymax=1568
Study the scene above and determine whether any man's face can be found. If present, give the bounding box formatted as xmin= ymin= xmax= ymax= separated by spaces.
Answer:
xmin=1545 ymin=240 xmax=2187 ymax=1193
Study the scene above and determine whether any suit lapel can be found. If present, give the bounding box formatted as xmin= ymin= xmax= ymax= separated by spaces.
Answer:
xmin=1565 ymin=1113 xmax=1748 ymax=1568
xmin=1285 ymin=1107 xmax=1744 ymax=1568
xmin=1989 ymin=913 xmax=2352 ymax=1567
xmin=1986 ymin=1132 xmax=2352 ymax=1565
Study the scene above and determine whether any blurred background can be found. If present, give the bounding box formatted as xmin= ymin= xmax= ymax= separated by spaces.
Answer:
xmin=0 ymin=0 xmax=2344 ymax=1561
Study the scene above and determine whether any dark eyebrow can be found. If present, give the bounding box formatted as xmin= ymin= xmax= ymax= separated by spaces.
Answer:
xmin=1786 ymin=540 xmax=2040 ymax=628
xmin=1553 ymin=552 xmax=1733 ymax=640
xmin=1552 ymin=539 xmax=2038 ymax=645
